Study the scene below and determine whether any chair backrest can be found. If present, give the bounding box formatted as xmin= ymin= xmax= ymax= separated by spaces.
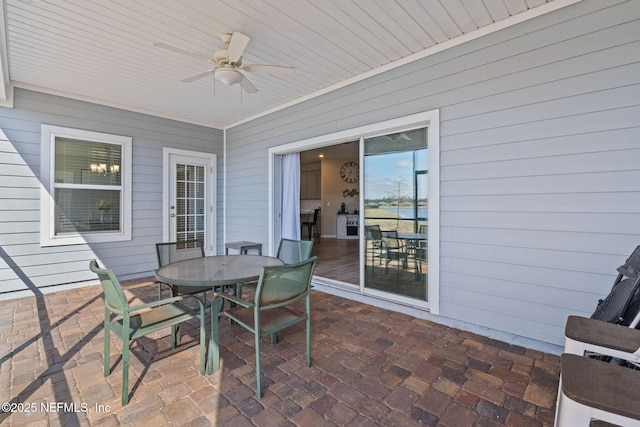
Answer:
xmin=89 ymin=260 xmax=128 ymax=313
xmin=365 ymin=225 xmax=382 ymax=241
xmin=255 ymin=256 xmax=317 ymax=308
xmin=156 ymin=240 xmax=204 ymax=267
xmin=618 ymin=245 xmax=640 ymax=281
xmin=381 ymin=230 xmax=402 ymax=249
xmin=311 ymin=208 xmax=320 ymax=224
xmin=615 ymin=246 xmax=640 ymax=327
xmin=590 ymin=246 xmax=640 ymax=325
xmin=277 ymin=238 xmax=313 ymax=264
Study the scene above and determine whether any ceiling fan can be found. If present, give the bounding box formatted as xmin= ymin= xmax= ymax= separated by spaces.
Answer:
xmin=154 ymin=31 xmax=295 ymax=94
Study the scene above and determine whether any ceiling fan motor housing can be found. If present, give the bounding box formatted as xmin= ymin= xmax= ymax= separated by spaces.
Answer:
xmin=214 ymin=49 xmax=240 ymax=66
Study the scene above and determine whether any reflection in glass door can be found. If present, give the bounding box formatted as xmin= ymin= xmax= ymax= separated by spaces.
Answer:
xmin=363 ymin=128 xmax=428 ymax=302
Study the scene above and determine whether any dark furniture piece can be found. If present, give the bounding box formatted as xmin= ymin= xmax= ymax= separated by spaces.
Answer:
xmin=302 ymin=208 xmax=320 ymax=242
xmin=365 ymin=225 xmax=384 ymax=276
xmin=398 ymin=232 xmax=428 ymax=278
xmin=590 ymin=245 xmax=640 ymax=325
xmin=381 ymin=230 xmax=408 ymax=272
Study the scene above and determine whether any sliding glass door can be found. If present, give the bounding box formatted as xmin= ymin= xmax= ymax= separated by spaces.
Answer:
xmin=270 ymin=109 xmax=439 ymax=313
xmin=363 ymin=128 xmax=428 ymax=302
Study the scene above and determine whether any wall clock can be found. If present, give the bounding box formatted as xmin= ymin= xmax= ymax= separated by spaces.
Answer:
xmin=340 ymin=161 xmax=359 ymax=183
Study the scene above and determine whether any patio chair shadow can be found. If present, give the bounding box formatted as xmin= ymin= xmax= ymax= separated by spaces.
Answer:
xmin=106 ymin=328 xmax=203 ymax=402
xmin=0 ymin=249 xmax=206 ymax=421
xmin=0 ymin=246 xmax=104 ymax=426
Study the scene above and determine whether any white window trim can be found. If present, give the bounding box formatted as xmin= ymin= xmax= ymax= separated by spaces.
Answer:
xmin=268 ymin=109 xmax=440 ymax=314
xmin=40 ymin=124 xmax=132 ymax=246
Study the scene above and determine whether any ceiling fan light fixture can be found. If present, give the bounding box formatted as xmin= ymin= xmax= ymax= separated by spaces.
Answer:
xmin=215 ymin=68 xmax=242 ymax=86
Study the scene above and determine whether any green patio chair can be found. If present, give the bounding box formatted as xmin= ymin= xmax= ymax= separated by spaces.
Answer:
xmin=365 ymin=225 xmax=384 ymax=270
xmin=277 ymin=238 xmax=314 ymax=264
xmin=239 ymin=238 xmax=313 ymax=297
xmin=89 ymin=260 xmax=206 ymax=405
xmin=156 ymin=240 xmax=210 ymax=302
xmin=381 ymin=230 xmax=408 ymax=272
xmin=209 ymin=256 xmax=317 ymax=398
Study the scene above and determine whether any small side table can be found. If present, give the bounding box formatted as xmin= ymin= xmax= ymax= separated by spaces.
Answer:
xmin=225 ymin=241 xmax=263 ymax=255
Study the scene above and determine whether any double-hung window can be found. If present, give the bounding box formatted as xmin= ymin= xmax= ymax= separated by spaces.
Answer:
xmin=40 ymin=125 xmax=132 ymax=246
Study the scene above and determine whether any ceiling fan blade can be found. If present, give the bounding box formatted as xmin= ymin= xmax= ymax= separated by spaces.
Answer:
xmin=154 ymin=42 xmax=210 ymax=61
xmin=227 ymin=31 xmax=250 ymax=61
xmin=181 ymin=70 xmax=215 ymax=83
xmin=242 ymin=64 xmax=296 ymax=75
xmin=240 ymin=75 xmax=258 ymax=94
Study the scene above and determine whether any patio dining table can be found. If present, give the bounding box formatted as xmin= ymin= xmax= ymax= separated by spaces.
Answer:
xmin=154 ymin=254 xmax=285 ymax=373
xmin=397 ymin=232 xmax=427 ymax=242
xmin=397 ymin=232 xmax=427 ymax=277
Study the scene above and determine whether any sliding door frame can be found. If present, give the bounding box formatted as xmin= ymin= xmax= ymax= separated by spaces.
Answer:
xmin=268 ymin=109 xmax=440 ymax=314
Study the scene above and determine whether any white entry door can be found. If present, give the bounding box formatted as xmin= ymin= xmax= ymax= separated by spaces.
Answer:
xmin=164 ymin=148 xmax=216 ymax=255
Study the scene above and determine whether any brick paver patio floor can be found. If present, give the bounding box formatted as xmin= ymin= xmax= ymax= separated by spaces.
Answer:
xmin=0 ymin=277 xmax=560 ymax=426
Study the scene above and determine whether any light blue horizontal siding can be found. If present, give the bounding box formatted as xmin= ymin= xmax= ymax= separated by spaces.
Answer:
xmin=0 ymin=89 xmax=223 ymax=296
xmin=225 ymin=0 xmax=640 ymax=346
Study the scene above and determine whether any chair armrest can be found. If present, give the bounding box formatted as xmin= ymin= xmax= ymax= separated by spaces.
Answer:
xmin=213 ymin=292 xmax=254 ymax=309
xmin=122 ymin=282 xmax=156 ymax=290
xmin=565 ymin=316 xmax=640 ymax=363
xmin=128 ymin=294 xmax=205 ymax=313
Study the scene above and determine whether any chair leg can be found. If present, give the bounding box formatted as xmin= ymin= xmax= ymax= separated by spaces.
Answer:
xmin=199 ymin=314 xmax=205 ymax=375
xmin=103 ymin=320 xmax=111 ymax=377
xmin=171 ymin=324 xmax=179 ymax=349
xmin=208 ymin=296 xmax=221 ymax=374
xmin=306 ymin=312 xmax=311 ymax=368
xmin=255 ymin=333 xmax=262 ymax=398
xmin=122 ymin=337 xmax=130 ymax=405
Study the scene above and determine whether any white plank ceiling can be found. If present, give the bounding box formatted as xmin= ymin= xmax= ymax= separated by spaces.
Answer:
xmin=1 ymin=0 xmax=576 ymax=129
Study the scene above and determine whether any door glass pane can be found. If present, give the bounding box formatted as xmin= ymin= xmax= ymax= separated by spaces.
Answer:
xmin=175 ymin=163 xmax=206 ymax=245
xmin=363 ymin=128 xmax=428 ymax=301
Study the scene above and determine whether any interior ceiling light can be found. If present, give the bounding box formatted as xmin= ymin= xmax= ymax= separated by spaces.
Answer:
xmin=215 ymin=67 xmax=242 ymax=86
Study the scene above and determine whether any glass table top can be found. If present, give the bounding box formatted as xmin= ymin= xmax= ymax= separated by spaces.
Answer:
xmin=155 ymin=255 xmax=284 ymax=287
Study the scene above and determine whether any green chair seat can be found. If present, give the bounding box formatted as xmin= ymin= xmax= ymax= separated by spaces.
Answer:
xmin=111 ymin=303 xmax=201 ymax=341
xmin=226 ymin=306 xmax=307 ymax=337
